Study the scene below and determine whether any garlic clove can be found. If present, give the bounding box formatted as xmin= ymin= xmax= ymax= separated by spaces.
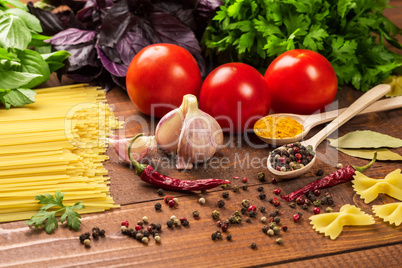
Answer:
xmin=109 ymin=134 xmax=156 ymax=163
xmin=176 ymin=95 xmax=223 ymax=169
xmin=155 ymin=102 xmax=186 ymax=154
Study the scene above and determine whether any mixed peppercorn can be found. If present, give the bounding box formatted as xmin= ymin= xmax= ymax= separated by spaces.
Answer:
xmin=270 ymin=142 xmax=315 ymax=172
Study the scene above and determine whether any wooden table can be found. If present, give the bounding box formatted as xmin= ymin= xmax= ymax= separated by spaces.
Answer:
xmin=2 ymin=2 xmax=402 ymax=267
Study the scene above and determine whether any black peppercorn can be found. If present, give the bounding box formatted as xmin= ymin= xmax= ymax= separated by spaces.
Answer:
xmin=259 ymin=193 xmax=266 ymax=200
xmin=262 ymin=225 xmax=269 ymax=234
xmin=79 ymin=232 xmax=91 ymax=243
xmin=241 ymin=207 xmax=247 ymax=215
xmin=251 ymin=243 xmax=257 ymax=249
xmin=302 ymin=204 xmax=308 ymax=210
xmin=135 ymin=232 xmax=144 ymax=241
xmin=192 ymin=210 xmax=200 ymax=219
xmin=273 ymin=217 xmax=280 ymax=224
xmin=182 ymin=220 xmax=190 ymax=227
xmin=246 ymin=218 xmax=251 ymax=223
xmin=268 ymin=198 xmax=274 ymax=204
xmin=143 ymin=230 xmax=150 ymax=238
xmin=257 ymin=172 xmax=266 ymax=182
xmin=155 ymin=223 xmax=162 ymax=231
xmin=215 ymin=231 xmax=222 ymax=240
xmin=222 ymin=192 xmax=229 ymax=198
xmin=242 ymin=185 xmax=248 ymax=190
xmin=217 ymin=200 xmax=225 ymax=208
xmin=155 ymin=203 xmax=162 ymax=210
xmin=249 ymin=211 xmax=257 ymax=218
xmin=226 ymin=234 xmax=232 ymax=241
xmin=316 ymin=169 xmax=324 ymax=176
xmin=157 ymin=188 xmax=164 ymax=196
xmin=166 ymin=220 xmax=174 ymax=228
xmin=211 ymin=232 xmax=217 ymax=241
xmin=257 ymin=186 xmax=264 ymax=192
xmin=259 ymin=206 xmax=266 ymax=213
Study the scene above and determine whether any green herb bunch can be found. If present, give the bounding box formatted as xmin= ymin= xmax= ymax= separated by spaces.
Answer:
xmin=203 ymin=0 xmax=402 ymax=91
xmin=0 ymin=0 xmax=70 ymax=109
xmin=26 ymin=190 xmax=85 ymax=234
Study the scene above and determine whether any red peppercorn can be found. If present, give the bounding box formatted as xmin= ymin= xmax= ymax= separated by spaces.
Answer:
xmin=275 ymin=166 xmax=281 ymax=171
xmin=248 ymin=205 xmax=257 ymax=212
xmin=179 ymin=217 xmax=187 ymax=223
xmin=279 ymin=156 xmax=287 ymax=164
xmin=168 ymin=199 xmax=176 ymax=207
xmin=121 ymin=220 xmax=129 ymax=227
xmin=221 ymin=224 xmax=228 ymax=232
xmin=147 ymin=225 xmax=154 ymax=232
xmin=293 ymin=214 xmax=301 ymax=222
xmin=282 ymin=225 xmax=288 ymax=232
xmin=271 ymin=178 xmax=277 ymax=184
xmin=274 ymin=189 xmax=281 ymax=195
xmin=272 ymin=198 xmax=280 ymax=207
xmin=233 ymin=176 xmax=239 ymax=180
xmin=293 ymin=147 xmax=300 ymax=153
xmin=314 ymin=189 xmax=321 ymax=196
xmin=216 ymin=220 xmax=223 ymax=227
xmin=313 ymin=207 xmax=321 ymax=214
xmin=164 ymin=195 xmax=174 ymax=203
xmin=134 ymin=225 xmax=142 ymax=231
xmin=296 ymin=196 xmax=305 ymax=205
xmin=242 ymin=177 xmax=248 ymax=183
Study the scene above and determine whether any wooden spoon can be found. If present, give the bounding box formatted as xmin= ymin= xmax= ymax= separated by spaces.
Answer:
xmin=267 ymin=84 xmax=391 ymax=180
xmin=255 ymin=94 xmax=401 ymax=146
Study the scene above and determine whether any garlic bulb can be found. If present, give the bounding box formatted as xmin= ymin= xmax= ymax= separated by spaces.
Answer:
xmin=156 ymin=94 xmax=223 ymax=169
xmin=109 ymin=134 xmax=157 ymax=163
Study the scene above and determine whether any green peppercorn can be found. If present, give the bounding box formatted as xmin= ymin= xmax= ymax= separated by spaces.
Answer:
xmin=232 ymin=185 xmax=240 ymax=193
xmin=155 ymin=236 xmax=161 ymax=243
xmin=273 ymin=226 xmax=281 ymax=235
xmin=212 ymin=210 xmax=220 ymax=220
xmin=234 ymin=210 xmax=241 ymax=217
xmin=326 ymin=207 xmax=333 ymax=213
xmin=215 ymin=231 xmax=222 ymax=240
xmin=242 ymin=199 xmax=250 ymax=208
xmin=251 ymin=243 xmax=257 ymax=249
xmin=269 ymin=222 xmax=276 ymax=229
xmin=257 ymin=172 xmax=266 ymax=182
xmin=83 ymin=239 xmax=91 ymax=247
xmin=276 ymin=238 xmax=283 ymax=245
xmin=136 ymin=232 xmax=144 ymax=241
xmin=173 ymin=218 xmax=181 ymax=227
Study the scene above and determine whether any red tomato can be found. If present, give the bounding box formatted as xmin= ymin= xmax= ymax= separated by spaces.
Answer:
xmin=264 ymin=49 xmax=337 ymax=114
xmin=126 ymin=44 xmax=202 ymax=118
xmin=199 ymin=63 xmax=271 ymax=133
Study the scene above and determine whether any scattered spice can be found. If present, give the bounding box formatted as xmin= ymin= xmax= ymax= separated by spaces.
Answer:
xmin=246 ymin=218 xmax=252 ymax=223
xmin=142 ymin=216 xmax=149 ymax=223
xmin=273 ymin=217 xmax=280 ymax=224
xmin=157 ymin=188 xmax=164 ymax=196
xmin=316 ymin=169 xmax=324 ymax=176
xmin=261 ymin=217 xmax=267 ymax=223
xmin=166 ymin=220 xmax=174 ymax=228
xmin=142 ymin=237 xmax=149 ymax=244
xmin=276 ymin=238 xmax=283 ymax=245
xmin=274 ymin=189 xmax=281 ymax=195
xmin=242 ymin=199 xmax=251 ymax=208
xmin=257 ymin=186 xmax=264 ymax=192
xmin=271 ymin=178 xmax=277 ymax=184
xmin=314 ymin=207 xmax=321 ymax=214
xmin=282 ymin=225 xmax=288 ymax=232
xmin=233 ymin=176 xmax=239 ymax=180
xmin=267 ymin=229 xmax=274 ymax=236
xmin=221 ymin=224 xmax=228 ymax=232
xmin=254 ymin=116 xmax=304 ymax=139
xmin=248 ymin=205 xmax=257 ymax=212
xmin=84 ymin=239 xmax=91 ymax=247
xmin=168 ymin=199 xmax=176 ymax=207
xmin=242 ymin=177 xmax=248 ymax=183
xmin=212 ymin=210 xmax=220 ymax=219
xmin=249 ymin=211 xmax=257 ymax=218
xmin=293 ymin=214 xmax=301 ymax=222
xmin=272 ymin=198 xmax=280 ymax=206
xmin=199 ymin=198 xmax=206 ymax=205
xmin=155 ymin=236 xmax=161 ymax=243
xmin=259 ymin=206 xmax=266 ymax=213
xmin=289 ymin=202 xmax=296 ymax=208
xmin=226 ymin=234 xmax=232 ymax=241
xmin=242 ymin=185 xmax=248 ymax=190
xmin=262 ymin=225 xmax=269 ymax=233
xmin=121 ymin=220 xmax=129 ymax=227
xmin=259 ymin=193 xmax=267 ymax=200
xmin=273 ymin=226 xmax=281 ymax=235
xmin=281 ymin=153 xmax=376 ymax=202
xmin=222 ymin=192 xmax=229 ymax=198
xmin=336 ymin=163 xmax=344 ymax=169
xmin=155 ymin=203 xmax=162 ymax=210
xmin=232 ymin=185 xmax=240 ymax=193
xmin=251 ymin=242 xmax=257 ymax=249
xmin=326 ymin=207 xmax=333 ymax=213
xmin=257 ymin=172 xmax=266 ymax=182
xmin=182 ymin=220 xmax=190 ymax=227
xmin=217 ymin=200 xmax=225 ymax=208
xmin=192 ymin=211 xmax=200 ymax=219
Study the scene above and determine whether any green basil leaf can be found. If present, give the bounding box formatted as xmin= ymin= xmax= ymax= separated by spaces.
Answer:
xmin=0 ymin=70 xmax=41 ymax=89
xmin=17 ymin=49 xmax=49 ymax=88
xmin=5 ymin=8 xmax=42 ymax=32
xmin=0 ymin=12 xmax=31 ymax=50
xmin=41 ymin=50 xmax=70 ymax=73
xmin=1 ymin=0 xmax=28 ymax=11
xmin=0 ymin=88 xmax=36 ymax=109
xmin=29 ymin=33 xmax=51 ymax=47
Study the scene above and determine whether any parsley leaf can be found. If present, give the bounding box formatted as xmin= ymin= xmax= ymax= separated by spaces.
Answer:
xmin=25 ymin=191 xmax=85 ymax=234
xmin=204 ymin=0 xmax=402 ymax=91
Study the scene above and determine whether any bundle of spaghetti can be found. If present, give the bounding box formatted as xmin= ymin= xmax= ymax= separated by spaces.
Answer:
xmin=0 ymin=84 xmax=122 ymax=222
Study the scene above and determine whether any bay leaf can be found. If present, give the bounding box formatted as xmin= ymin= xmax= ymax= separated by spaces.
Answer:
xmin=337 ymin=148 xmax=402 ymax=161
xmin=328 ymin=130 xmax=402 ymax=149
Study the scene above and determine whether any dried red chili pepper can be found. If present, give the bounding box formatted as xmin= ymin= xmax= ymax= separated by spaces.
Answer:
xmin=281 ymin=153 xmax=377 ymax=202
xmin=128 ymin=134 xmax=229 ymax=191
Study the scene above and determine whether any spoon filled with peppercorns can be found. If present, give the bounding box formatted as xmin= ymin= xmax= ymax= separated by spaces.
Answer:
xmin=267 ymin=84 xmax=391 ymax=179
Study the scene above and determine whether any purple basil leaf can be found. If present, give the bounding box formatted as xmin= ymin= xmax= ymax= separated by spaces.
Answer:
xmin=111 ymin=74 xmax=127 ymax=90
xmin=152 ymin=0 xmax=198 ymax=10
xmin=96 ymin=44 xmax=128 ymax=77
xmin=28 ymin=2 xmax=65 ymax=35
xmin=175 ymin=9 xmax=197 ymax=31
xmin=117 ymin=26 xmax=151 ymax=66
xmin=46 ymin=28 xmax=96 ymax=46
xmin=98 ymin=0 xmax=139 ymax=47
xmin=98 ymin=45 xmax=123 ymax=64
xmin=197 ymin=0 xmax=222 ymax=17
xmin=55 ymin=43 xmax=99 ymax=69
xmin=149 ymin=11 xmax=201 ymax=55
xmin=77 ymin=1 xmax=95 ymax=22
xmin=67 ymin=65 xmax=103 ymax=82
xmin=98 ymin=69 xmax=117 ymax=92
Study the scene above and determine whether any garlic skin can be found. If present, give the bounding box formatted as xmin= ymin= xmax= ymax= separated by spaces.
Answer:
xmin=155 ymin=94 xmax=223 ymax=169
xmin=109 ymin=134 xmax=157 ymax=163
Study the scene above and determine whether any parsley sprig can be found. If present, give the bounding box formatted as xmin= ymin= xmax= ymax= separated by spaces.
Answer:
xmin=25 ymin=190 xmax=85 ymax=234
xmin=203 ymin=0 xmax=402 ymax=92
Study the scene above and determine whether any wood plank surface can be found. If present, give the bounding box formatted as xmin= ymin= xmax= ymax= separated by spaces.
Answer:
xmin=2 ymin=1 xmax=402 ymax=267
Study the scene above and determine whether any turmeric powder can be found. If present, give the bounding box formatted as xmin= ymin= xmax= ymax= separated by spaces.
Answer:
xmin=254 ymin=116 xmax=304 ymax=139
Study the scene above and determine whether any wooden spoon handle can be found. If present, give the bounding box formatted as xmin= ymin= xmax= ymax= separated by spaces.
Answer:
xmin=305 ymin=95 xmax=402 ymax=128
xmin=306 ymin=84 xmax=391 ymax=149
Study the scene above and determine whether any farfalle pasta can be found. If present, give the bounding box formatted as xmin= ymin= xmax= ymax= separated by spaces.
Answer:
xmin=372 ymin=202 xmax=402 ymax=226
xmin=352 ymin=169 xmax=402 ymax=203
xmin=309 ymin=204 xmax=375 ymax=240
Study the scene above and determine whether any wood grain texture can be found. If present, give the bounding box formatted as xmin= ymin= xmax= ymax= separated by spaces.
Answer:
xmin=2 ymin=0 xmax=402 ymax=267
